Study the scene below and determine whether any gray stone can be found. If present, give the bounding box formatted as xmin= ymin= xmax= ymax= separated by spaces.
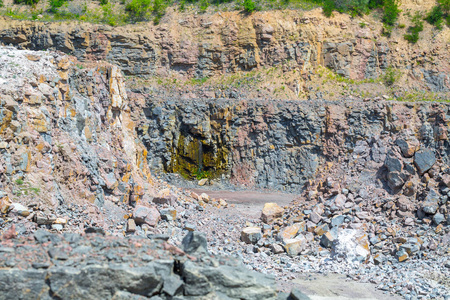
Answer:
xmin=331 ymin=215 xmax=345 ymax=227
xmin=288 ymin=288 xmax=311 ymax=300
xmin=182 ymin=231 xmax=208 ymax=255
xmin=162 ymin=275 xmax=183 ymax=296
xmin=422 ymin=189 xmax=440 ymax=214
xmin=320 ymin=228 xmax=338 ymax=248
xmin=433 ymin=213 xmax=445 ymax=225
xmin=414 ymin=148 xmax=436 ymax=175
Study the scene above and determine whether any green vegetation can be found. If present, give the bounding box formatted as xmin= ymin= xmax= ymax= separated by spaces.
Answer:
xmin=14 ymin=0 xmax=40 ymax=5
xmin=193 ymin=169 xmax=212 ymax=180
xmin=243 ymin=0 xmax=256 ymax=13
xmin=13 ymin=179 xmax=40 ymax=196
xmin=425 ymin=0 xmax=450 ymax=29
xmin=0 ymin=0 xmax=413 ymax=27
xmin=404 ymin=12 xmax=423 ymax=43
xmin=382 ymin=66 xmax=401 ymax=86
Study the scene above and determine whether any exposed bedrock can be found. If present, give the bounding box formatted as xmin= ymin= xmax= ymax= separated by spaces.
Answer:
xmin=0 ymin=10 xmax=448 ymax=92
xmin=139 ymin=97 xmax=450 ymax=193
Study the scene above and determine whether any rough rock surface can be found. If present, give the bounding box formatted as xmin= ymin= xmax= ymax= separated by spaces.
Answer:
xmin=0 ymin=8 xmax=448 ymax=94
xmin=0 ymin=231 xmax=279 ymax=299
xmin=0 ymin=46 xmax=449 ymax=300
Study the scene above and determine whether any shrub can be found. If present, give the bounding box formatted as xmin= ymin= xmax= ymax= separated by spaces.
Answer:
xmin=322 ymin=0 xmax=335 ymax=17
xmin=49 ymin=0 xmax=67 ymax=13
xmin=126 ymin=0 xmax=152 ymax=21
xmin=404 ymin=12 xmax=423 ymax=43
xmin=100 ymin=0 xmax=108 ymax=4
xmin=382 ymin=66 xmax=401 ymax=86
xmin=382 ymin=0 xmax=400 ymax=25
xmin=439 ymin=0 xmax=450 ymax=13
xmin=243 ymin=0 xmax=255 ymax=13
xmin=0 ymin=0 xmax=3 ymax=7
xmin=14 ymin=0 xmax=40 ymax=5
xmin=368 ymin=0 xmax=383 ymax=9
xmin=334 ymin=0 xmax=370 ymax=15
xmin=425 ymin=5 xmax=444 ymax=29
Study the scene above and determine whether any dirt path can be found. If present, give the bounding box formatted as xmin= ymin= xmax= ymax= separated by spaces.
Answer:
xmin=291 ymin=273 xmax=403 ymax=300
xmin=190 ymin=188 xmax=297 ymax=219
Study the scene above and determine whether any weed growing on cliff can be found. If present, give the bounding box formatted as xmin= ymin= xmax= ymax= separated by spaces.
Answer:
xmin=126 ymin=0 xmax=151 ymax=21
xmin=49 ymin=0 xmax=68 ymax=13
xmin=193 ymin=169 xmax=211 ymax=180
xmin=426 ymin=5 xmax=444 ymax=29
xmin=404 ymin=12 xmax=423 ymax=43
xmin=425 ymin=0 xmax=450 ymax=29
xmin=243 ymin=0 xmax=256 ymax=13
xmin=13 ymin=0 xmax=39 ymax=6
xmin=382 ymin=66 xmax=401 ymax=86
xmin=382 ymin=0 xmax=400 ymax=25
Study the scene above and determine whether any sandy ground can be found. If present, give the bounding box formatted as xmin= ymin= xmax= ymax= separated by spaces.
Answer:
xmin=191 ymin=188 xmax=297 ymax=219
xmin=292 ymin=273 xmax=403 ymax=300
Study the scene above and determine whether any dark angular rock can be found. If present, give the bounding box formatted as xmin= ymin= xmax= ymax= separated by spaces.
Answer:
xmin=182 ymin=231 xmax=208 ymax=255
xmin=0 ymin=269 xmax=49 ymax=299
xmin=288 ymin=288 xmax=311 ymax=300
xmin=414 ymin=148 xmax=436 ymax=175
xmin=162 ymin=275 xmax=183 ymax=296
xmin=422 ymin=189 xmax=440 ymax=214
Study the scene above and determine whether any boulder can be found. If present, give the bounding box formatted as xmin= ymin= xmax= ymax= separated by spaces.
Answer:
xmin=9 ymin=203 xmax=30 ymax=217
xmin=182 ymin=231 xmax=208 ymax=255
xmin=320 ymin=228 xmax=338 ymax=248
xmin=414 ymin=148 xmax=436 ymax=175
xmin=126 ymin=219 xmax=136 ymax=233
xmin=421 ymin=189 xmax=440 ymax=214
xmin=279 ymin=222 xmax=305 ymax=242
xmin=0 ymin=194 xmax=11 ymax=214
xmin=153 ymin=189 xmax=177 ymax=206
xmin=241 ymin=227 xmax=262 ymax=244
xmin=284 ymin=236 xmax=306 ymax=256
xmin=261 ymin=203 xmax=284 ymax=223
xmin=395 ymin=137 xmax=419 ymax=158
xmin=133 ymin=205 xmax=160 ymax=227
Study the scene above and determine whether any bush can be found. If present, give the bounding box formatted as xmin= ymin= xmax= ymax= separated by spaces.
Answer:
xmin=14 ymin=0 xmax=40 ymax=5
xmin=243 ymin=0 xmax=255 ymax=13
xmin=439 ymin=0 xmax=450 ymax=13
xmin=126 ymin=0 xmax=152 ymax=21
xmin=382 ymin=0 xmax=400 ymax=25
xmin=49 ymin=0 xmax=67 ymax=13
xmin=334 ymin=0 xmax=369 ymax=15
xmin=382 ymin=66 xmax=401 ymax=86
xmin=322 ymin=0 xmax=335 ymax=17
xmin=368 ymin=0 xmax=383 ymax=9
xmin=100 ymin=0 xmax=108 ymax=4
xmin=425 ymin=5 xmax=444 ymax=29
xmin=404 ymin=12 xmax=423 ymax=43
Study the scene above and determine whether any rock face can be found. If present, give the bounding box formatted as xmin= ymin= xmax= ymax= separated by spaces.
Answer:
xmin=141 ymin=96 xmax=450 ymax=193
xmin=0 ymin=46 xmax=162 ymax=235
xmin=0 ymin=232 xmax=280 ymax=300
xmin=0 ymin=9 xmax=448 ymax=93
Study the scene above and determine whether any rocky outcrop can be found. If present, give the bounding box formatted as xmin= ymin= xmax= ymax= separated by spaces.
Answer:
xmin=0 ymin=231 xmax=280 ymax=299
xmin=138 ymin=96 xmax=450 ymax=193
xmin=0 ymin=8 xmax=448 ymax=92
